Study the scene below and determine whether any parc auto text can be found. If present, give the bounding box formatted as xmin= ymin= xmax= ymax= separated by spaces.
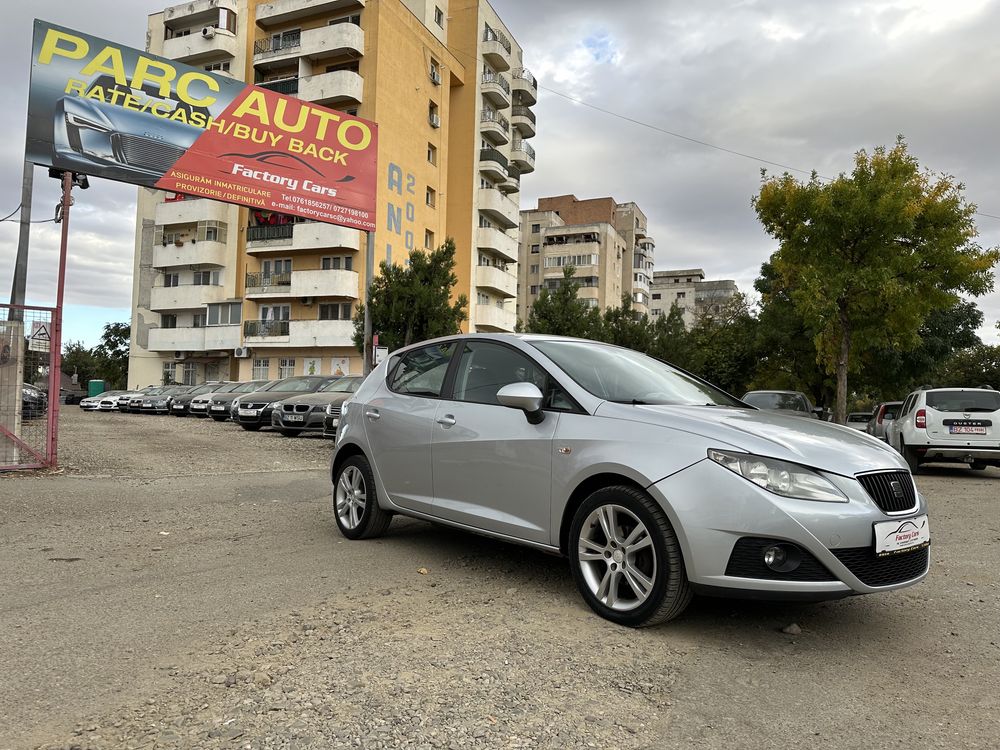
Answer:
xmin=37 ymin=29 xmax=373 ymax=166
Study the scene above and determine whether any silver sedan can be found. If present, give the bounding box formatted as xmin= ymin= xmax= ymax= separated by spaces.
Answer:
xmin=330 ymin=335 xmax=930 ymax=626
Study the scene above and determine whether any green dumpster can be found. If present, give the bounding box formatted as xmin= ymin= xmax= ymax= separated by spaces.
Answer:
xmin=88 ymin=379 xmax=106 ymax=397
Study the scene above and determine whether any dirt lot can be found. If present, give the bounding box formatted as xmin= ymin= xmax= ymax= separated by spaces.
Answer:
xmin=1 ymin=407 xmax=998 ymax=749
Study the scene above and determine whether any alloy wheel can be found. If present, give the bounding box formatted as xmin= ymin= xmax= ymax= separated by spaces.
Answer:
xmin=336 ymin=465 xmax=367 ymax=530
xmin=578 ymin=504 xmax=657 ymax=612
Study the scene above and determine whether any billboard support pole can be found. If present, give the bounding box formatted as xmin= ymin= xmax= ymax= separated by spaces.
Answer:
xmin=45 ymin=171 xmax=72 ymax=469
xmin=9 ymin=160 xmax=33 ymax=314
xmin=363 ymin=230 xmax=374 ymax=376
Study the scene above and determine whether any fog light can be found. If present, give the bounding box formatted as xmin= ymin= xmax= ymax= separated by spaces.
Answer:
xmin=762 ymin=544 xmax=802 ymax=573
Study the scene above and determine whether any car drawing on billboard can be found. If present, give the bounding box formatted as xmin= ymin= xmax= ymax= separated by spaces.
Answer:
xmin=52 ymin=75 xmax=209 ymax=187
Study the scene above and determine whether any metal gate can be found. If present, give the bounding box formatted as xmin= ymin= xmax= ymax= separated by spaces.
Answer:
xmin=0 ymin=304 xmax=58 ymax=470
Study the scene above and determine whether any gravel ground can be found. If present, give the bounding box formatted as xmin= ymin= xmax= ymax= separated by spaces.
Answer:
xmin=1 ymin=408 xmax=999 ymax=749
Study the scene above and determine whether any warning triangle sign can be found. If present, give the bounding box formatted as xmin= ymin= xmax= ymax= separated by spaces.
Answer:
xmin=30 ymin=322 xmax=50 ymax=341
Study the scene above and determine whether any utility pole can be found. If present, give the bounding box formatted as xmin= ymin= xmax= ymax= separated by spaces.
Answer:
xmin=8 ymin=160 xmax=33 ymax=315
xmin=362 ymin=230 xmax=374 ymax=375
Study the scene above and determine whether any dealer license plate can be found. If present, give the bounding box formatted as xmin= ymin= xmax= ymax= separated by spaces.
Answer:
xmin=874 ymin=515 xmax=930 ymax=557
xmin=949 ymin=426 xmax=986 ymax=434
xmin=172 ymin=404 xmax=184 ymax=410
xmin=285 ymin=414 xmax=304 ymax=422
xmin=142 ymin=402 xmax=152 ymax=408
xmin=210 ymin=405 xmax=225 ymax=411
xmin=238 ymin=408 xmax=258 ymax=417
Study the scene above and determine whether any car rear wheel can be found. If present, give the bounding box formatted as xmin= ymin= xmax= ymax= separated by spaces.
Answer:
xmin=279 ymin=428 xmax=302 ymax=437
xmin=334 ymin=455 xmax=392 ymax=540
xmin=569 ymin=486 xmax=691 ymax=627
xmin=900 ymin=439 xmax=922 ymax=474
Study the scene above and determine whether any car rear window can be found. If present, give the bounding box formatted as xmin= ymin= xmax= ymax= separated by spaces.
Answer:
xmin=848 ymin=413 xmax=870 ymax=422
xmin=743 ymin=393 xmax=809 ymax=412
xmin=926 ymin=390 xmax=1000 ymax=413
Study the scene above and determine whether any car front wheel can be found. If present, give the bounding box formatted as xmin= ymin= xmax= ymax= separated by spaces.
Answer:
xmin=333 ymin=454 xmax=392 ymax=540
xmin=569 ymin=486 xmax=691 ymax=627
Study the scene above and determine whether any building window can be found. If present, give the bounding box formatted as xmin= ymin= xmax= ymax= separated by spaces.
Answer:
xmin=193 ymin=270 xmax=219 ymax=285
xmin=531 ymin=223 xmax=540 ymax=233
xmin=207 ymin=302 xmax=241 ymax=326
xmin=260 ymin=304 xmax=290 ymax=321
xmin=279 ymin=358 xmax=296 ymax=379
xmin=204 ymin=61 xmax=230 ymax=72
xmin=677 ymin=292 xmax=686 ymax=299
xmin=163 ymin=273 xmax=179 ymax=288
xmin=434 ymin=6 xmax=444 ymax=27
xmin=477 ymin=292 xmax=489 ymax=305
xmin=529 ymin=264 xmax=538 ymax=274
xmin=428 ymin=101 xmax=440 ymax=127
xmin=322 ymin=256 xmax=341 ymax=270
xmin=530 ymin=285 xmax=538 ymax=295
xmin=530 ymin=244 xmax=539 ymax=254
xmin=319 ymin=303 xmax=353 ymax=320
xmin=425 ymin=229 xmax=435 ymax=249
xmin=182 ymin=362 xmax=197 ymax=386
xmin=326 ymin=60 xmax=360 ymax=74
xmin=427 ymin=143 xmax=437 ymax=165
xmin=251 ymin=358 xmax=270 ymax=380
xmin=426 ymin=186 xmax=436 ymax=207
xmin=652 ymin=293 xmax=661 ymax=300
xmin=161 ymin=314 xmax=177 ymax=329
xmin=162 ymin=362 xmax=175 ymax=384
xmin=651 ymin=308 xmax=662 ymax=317
xmin=329 ymin=13 xmax=361 ymax=26
xmin=192 ymin=313 xmax=206 ymax=328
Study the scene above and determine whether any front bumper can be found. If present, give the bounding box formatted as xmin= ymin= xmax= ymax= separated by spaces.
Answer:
xmin=322 ymin=414 xmax=339 ymax=437
xmin=271 ymin=410 xmax=324 ymax=431
xmin=236 ymin=406 xmax=274 ymax=426
xmin=171 ymin=403 xmax=190 ymax=415
xmin=650 ymin=458 xmax=929 ymax=598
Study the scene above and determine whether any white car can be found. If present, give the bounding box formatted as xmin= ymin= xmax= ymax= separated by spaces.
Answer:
xmin=846 ymin=412 xmax=872 ymax=431
xmin=887 ymin=387 xmax=1000 ymax=473
xmin=80 ymin=390 xmax=125 ymax=411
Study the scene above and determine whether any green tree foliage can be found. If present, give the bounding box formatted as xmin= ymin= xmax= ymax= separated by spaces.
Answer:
xmin=525 ymin=266 xmax=604 ymax=339
xmin=685 ymin=295 xmax=760 ymax=397
xmin=61 ymin=340 xmax=98 ymax=386
xmin=753 ymin=137 xmax=999 ymax=422
xmin=352 ymin=238 xmax=468 ymax=353
xmin=646 ymin=303 xmax=692 ymax=367
xmin=931 ymin=344 xmax=1000 ymax=389
xmin=92 ymin=322 xmax=131 ymax=388
xmin=601 ymin=294 xmax=653 ymax=352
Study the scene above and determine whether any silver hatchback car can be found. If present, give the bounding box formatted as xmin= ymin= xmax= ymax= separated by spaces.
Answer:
xmin=331 ymin=335 xmax=930 ymax=626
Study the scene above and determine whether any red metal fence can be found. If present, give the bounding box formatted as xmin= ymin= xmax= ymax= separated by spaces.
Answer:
xmin=0 ymin=304 xmax=58 ymax=471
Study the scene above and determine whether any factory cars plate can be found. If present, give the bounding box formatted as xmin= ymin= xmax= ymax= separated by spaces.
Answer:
xmin=874 ymin=515 xmax=930 ymax=557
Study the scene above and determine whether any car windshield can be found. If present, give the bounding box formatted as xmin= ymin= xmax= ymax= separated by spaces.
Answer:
xmin=848 ymin=413 xmax=870 ymax=422
xmin=926 ymin=390 xmax=1000 ymax=413
xmin=233 ymin=380 xmax=268 ymax=393
xmin=267 ymin=377 xmax=332 ymax=392
xmin=530 ymin=340 xmax=742 ymax=406
xmin=320 ymin=377 xmax=361 ymax=393
xmin=189 ymin=384 xmax=221 ymax=395
xmin=743 ymin=392 xmax=809 ymax=412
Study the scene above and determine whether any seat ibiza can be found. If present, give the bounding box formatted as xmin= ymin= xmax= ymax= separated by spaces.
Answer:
xmin=330 ymin=335 xmax=930 ymax=626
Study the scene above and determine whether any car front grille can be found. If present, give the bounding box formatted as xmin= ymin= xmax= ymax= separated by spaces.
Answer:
xmin=282 ymin=404 xmax=311 ymax=413
xmin=856 ymin=470 xmax=917 ymax=514
xmin=244 ymin=402 xmax=268 ymax=410
xmin=831 ymin=545 xmax=929 ymax=587
xmin=327 ymin=405 xmax=342 ymax=417
xmin=725 ymin=537 xmax=837 ymax=581
xmin=114 ymin=134 xmax=185 ymax=173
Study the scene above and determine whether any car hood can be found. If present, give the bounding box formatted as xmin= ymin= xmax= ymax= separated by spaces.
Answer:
xmin=594 ymin=402 xmax=906 ymax=476
xmin=241 ymin=388 xmax=321 ymax=402
xmin=278 ymin=392 xmax=354 ymax=407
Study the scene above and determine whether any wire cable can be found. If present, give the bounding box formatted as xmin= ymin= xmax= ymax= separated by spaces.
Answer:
xmin=0 ymin=204 xmax=22 ymax=222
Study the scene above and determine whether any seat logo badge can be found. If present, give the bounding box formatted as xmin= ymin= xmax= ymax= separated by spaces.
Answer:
xmin=557 ymin=447 xmax=572 ymax=455
xmin=890 ymin=480 xmax=904 ymax=498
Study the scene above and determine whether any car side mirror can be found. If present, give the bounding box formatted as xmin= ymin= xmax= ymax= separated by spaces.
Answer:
xmin=497 ymin=382 xmax=545 ymax=424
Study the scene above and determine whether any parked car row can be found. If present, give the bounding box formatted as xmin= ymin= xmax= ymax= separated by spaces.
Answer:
xmin=80 ymin=376 xmax=363 ymax=439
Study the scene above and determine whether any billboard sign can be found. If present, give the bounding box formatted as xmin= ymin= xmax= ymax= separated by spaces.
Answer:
xmin=26 ymin=20 xmax=377 ymax=231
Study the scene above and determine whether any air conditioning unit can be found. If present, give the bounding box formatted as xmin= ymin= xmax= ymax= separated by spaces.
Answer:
xmin=429 ymin=68 xmax=442 ymax=85
xmin=234 ymin=346 xmax=252 ymax=358
xmin=429 ymin=113 xmax=441 ymax=128
xmin=202 ymin=26 xmax=216 ymax=38
xmin=174 ymin=351 xmax=187 ymax=360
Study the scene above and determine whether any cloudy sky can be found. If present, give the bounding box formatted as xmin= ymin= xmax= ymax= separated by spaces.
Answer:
xmin=2 ymin=0 xmax=998 ymax=347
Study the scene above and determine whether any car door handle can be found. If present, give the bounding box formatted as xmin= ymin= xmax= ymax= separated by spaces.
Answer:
xmin=364 ymin=409 xmax=380 ymax=421
xmin=436 ymin=414 xmax=456 ymax=427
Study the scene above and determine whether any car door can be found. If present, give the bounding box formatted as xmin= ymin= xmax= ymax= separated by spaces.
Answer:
xmin=430 ymin=340 xmax=560 ymax=545
xmin=361 ymin=341 xmax=458 ymax=514
xmin=889 ymin=394 xmax=914 ymax=451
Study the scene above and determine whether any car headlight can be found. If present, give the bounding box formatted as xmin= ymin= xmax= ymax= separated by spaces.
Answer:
xmin=268 ymin=401 xmax=281 ymax=409
xmin=707 ymin=449 xmax=847 ymax=503
xmin=66 ymin=112 xmax=112 ymax=133
xmin=154 ymin=399 xmax=168 ymax=406
xmin=231 ymin=399 xmax=240 ymax=407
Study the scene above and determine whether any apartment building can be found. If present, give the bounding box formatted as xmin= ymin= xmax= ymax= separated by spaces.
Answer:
xmin=127 ymin=0 xmax=536 ymax=388
xmin=517 ymin=195 xmax=653 ymax=324
xmin=649 ymin=269 xmax=739 ymax=327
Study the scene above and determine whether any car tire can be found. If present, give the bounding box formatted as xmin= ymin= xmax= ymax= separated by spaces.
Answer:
xmin=333 ymin=454 xmax=392 ymax=540
xmin=900 ymin=439 xmax=922 ymax=474
xmin=279 ymin=428 xmax=303 ymax=437
xmin=241 ymin=424 xmax=261 ymax=431
xmin=568 ymin=485 xmax=691 ymax=627
xmin=970 ymin=461 xmax=988 ymax=471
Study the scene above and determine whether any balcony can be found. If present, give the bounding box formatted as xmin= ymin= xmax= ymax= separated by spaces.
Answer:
xmin=204 ymin=325 xmax=241 ymax=350
xmin=476 ymin=265 xmax=517 ymax=298
xmin=510 ymin=105 xmax=535 ymax=138
xmin=475 ymin=303 xmax=516 ymax=332
xmin=154 ymin=198 xmax=230 ymax=227
xmin=246 ymin=221 xmax=362 ymax=254
xmin=512 ymin=68 xmax=537 ymax=106
xmin=499 ymin=164 xmax=520 ymax=194
xmin=481 ymin=26 xmax=511 ymax=71
xmin=150 ymin=283 xmax=228 ymax=311
xmin=243 ymin=319 xmax=353 ymax=347
xmin=258 ymin=69 xmax=364 ymax=106
xmin=148 ymin=326 xmax=207 ymax=352
xmin=245 ymin=271 xmax=292 ymax=299
xmin=478 ymin=187 xmax=518 ymax=229
xmin=163 ymin=29 xmax=239 ymax=64
xmin=479 ymin=109 xmax=510 ymax=146
xmin=481 ymin=72 xmax=511 ymax=109
xmin=476 ymin=226 xmax=517 ymax=264
xmin=478 ymin=147 xmax=508 ymax=182
xmin=253 ymin=23 xmax=364 ymax=70
xmin=255 ymin=0 xmax=365 ymax=27
xmin=511 ymin=139 xmax=535 ymax=173
xmin=291 ymin=269 xmax=359 ymax=298
xmin=152 ymin=239 xmax=228 ymax=269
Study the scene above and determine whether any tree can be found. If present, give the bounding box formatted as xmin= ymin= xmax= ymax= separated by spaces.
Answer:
xmin=352 ymin=238 xmax=468 ymax=353
xmin=525 ymin=266 xmax=604 ymax=339
xmin=92 ymin=322 xmax=130 ymax=388
xmin=684 ymin=295 xmax=760 ymax=397
xmin=931 ymin=344 xmax=1000 ymax=390
xmin=62 ymin=341 xmax=98 ymax=386
xmin=647 ymin=303 xmax=692 ymax=368
xmin=753 ymin=137 xmax=999 ymax=422
xmin=601 ymin=294 xmax=654 ymax=352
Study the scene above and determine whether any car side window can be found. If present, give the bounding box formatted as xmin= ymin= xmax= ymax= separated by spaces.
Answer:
xmin=901 ymin=395 xmax=915 ymax=416
xmin=387 ymin=343 xmax=456 ymax=397
xmin=452 ymin=341 xmax=574 ymax=410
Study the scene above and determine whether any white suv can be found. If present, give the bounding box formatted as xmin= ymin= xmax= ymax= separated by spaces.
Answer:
xmin=887 ymin=387 xmax=1000 ymax=473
